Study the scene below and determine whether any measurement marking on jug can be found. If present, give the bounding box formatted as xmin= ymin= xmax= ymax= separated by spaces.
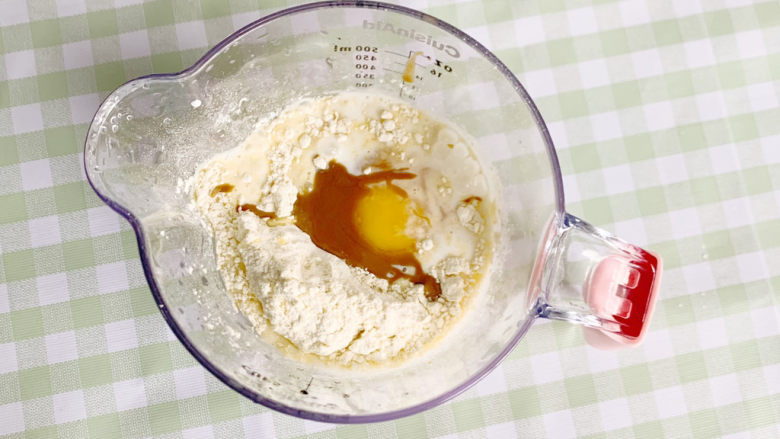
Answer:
xmin=333 ymin=44 xmax=379 ymax=53
xmin=386 ymin=49 xmax=456 ymax=80
xmin=332 ymin=42 xmax=453 ymax=89
xmin=332 ymin=44 xmax=381 ymax=88
xmin=383 ymin=49 xmax=407 ymax=57
xmin=428 ymin=56 xmax=453 ymax=78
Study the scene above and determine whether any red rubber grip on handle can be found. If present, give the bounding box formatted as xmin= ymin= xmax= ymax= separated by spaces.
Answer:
xmin=585 ymin=248 xmax=663 ymax=348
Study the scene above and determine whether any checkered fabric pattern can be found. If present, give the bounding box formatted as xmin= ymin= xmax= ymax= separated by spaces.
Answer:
xmin=1 ymin=0 xmax=779 ymax=437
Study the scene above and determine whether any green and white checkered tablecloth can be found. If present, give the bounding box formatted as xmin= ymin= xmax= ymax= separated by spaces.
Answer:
xmin=1 ymin=0 xmax=779 ymax=437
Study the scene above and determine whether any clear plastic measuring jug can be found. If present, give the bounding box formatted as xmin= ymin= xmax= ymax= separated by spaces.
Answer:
xmin=84 ymin=1 xmax=662 ymax=422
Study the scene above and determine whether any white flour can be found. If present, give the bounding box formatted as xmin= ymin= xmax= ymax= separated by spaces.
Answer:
xmin=192 ymin=92 xmax=496 ymax=366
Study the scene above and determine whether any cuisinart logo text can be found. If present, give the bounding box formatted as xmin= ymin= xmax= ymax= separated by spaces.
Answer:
xmin=363 ymin=20 xmax=461 ymax=58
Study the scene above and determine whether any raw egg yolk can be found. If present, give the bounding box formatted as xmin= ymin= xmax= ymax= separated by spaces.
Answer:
xmin=292 ymin=161 xmax=442 ymax=301
xmin=353 ymin=185 xmax=417 ymax=254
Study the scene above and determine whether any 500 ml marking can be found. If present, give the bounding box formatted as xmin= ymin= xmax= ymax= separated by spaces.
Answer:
xmin=334 ymin=44 xmax=379 ymax=88
xmin=333 ymin=44 xmax=378 ymax=53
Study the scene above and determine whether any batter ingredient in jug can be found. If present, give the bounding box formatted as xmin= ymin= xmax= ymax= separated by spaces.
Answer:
xmin=192 ymin=92 xmax=497 ymax=366
xmin=293 ymin=161 xmax=442 ymax=302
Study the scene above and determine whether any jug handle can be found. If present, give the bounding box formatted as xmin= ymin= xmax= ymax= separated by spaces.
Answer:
xmin=532 ymin=213 xmax=663 ymax=349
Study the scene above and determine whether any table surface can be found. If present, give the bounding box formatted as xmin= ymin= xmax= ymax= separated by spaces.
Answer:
xmin=1 ymin=0 xmax=779 ymax=437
